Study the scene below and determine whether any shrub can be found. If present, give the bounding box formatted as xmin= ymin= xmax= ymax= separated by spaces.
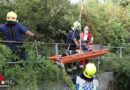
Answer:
xmin=0 ymin=44 xmax=74 ymax=89
xmin=114 ymin=57 xmax=130 ymax=90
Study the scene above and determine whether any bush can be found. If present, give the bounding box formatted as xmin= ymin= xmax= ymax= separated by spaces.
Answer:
xmin=100 ymin=55 xmax=130 ymax=90
xmin=0 ymin=44 xmax=74 ymax=89
xmin=114 ymin=57 xmax=130 ymax=90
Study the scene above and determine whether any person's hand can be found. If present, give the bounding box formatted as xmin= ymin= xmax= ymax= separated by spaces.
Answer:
xmin=34 ymin=34 xmax=39 ymax=40
xmin=85 ymin=40 xmax=89 ymax=43
xmin=76 ymin=44 xmax=80 ymax=49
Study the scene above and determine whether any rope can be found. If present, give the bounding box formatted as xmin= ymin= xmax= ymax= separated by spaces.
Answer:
xmin=81 ymin=0 xmax=97 ymax=34
xmin=66 ymin=0 xmax=84 ymax=52
xmin=83 ymin=6 xmax=97 ymax=34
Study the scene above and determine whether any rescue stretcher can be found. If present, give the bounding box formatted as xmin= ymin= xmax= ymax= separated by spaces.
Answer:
xmin=48 ymin=48 xmax=108 ymax=64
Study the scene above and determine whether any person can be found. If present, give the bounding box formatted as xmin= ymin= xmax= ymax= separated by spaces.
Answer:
xmin=0 ymin=11 xmax=38 ymax=60
xmin=72 ymin=63 xmax=98 ymax=90
xmin=66 ymin=21 xmax=81 ymax=75
xmin=81 ymin=26 xmax=94 ymax=51
xmin=79 ymin=26 xmax=94 ymax=70
xmin=0 ymin=74 xmax=6 ymax=85
xmin=67 ymin=21 xmax=81 ymax=51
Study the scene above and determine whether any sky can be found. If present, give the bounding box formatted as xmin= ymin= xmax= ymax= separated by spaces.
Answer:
xmin=69 ymin=0 xmax=80 ymax=4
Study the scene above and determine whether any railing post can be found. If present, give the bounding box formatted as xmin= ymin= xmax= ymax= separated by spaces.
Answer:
xmin=55 ymin=43 xmax=59 ymax=55
xmin=55 ymin=43 xmax=59 ymax=78
xmin=97 ymin=57 xmax=100 ymax=71
xmin=120 ymin=47 xmax=122 ymax=58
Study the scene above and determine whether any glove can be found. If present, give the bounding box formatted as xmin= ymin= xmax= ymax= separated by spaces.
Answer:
xmin=34 ymin=34 xmax=39 ymax=40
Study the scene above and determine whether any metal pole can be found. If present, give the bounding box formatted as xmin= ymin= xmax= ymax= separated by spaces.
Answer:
xmin=79 ymin=17 xmax=82 ymax=50
xmin=120 ymin=47 xmax=122 ymax=58
xmin=97 ymin=57 xmax=100 ymax=71
xmin=55 ymin=43 xmax=59 ymax=78
xmin=34 ymin=40 xmax=39 ymax=56
xmin=79 ymin=0 xmax=84 ymax=50
xmin=55 ymin=43 xmax=59 ymax=55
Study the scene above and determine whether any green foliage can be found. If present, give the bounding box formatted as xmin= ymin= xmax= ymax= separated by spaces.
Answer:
xmin=0 ymin=44 xmax=73 ymax=89
xmin=0 ymin=0 xmax=129 ymax=89
xmin=114 ymin=57 xmax=130 ymax=90
xmin=0 ymin=44 xmax=14 ymax=73
xmin=99 ymin=55 xmax=130 ymax=90
xmin=0 ymin=0 xmax=72 ymax=42
xmin=0 ymin=0 xmax=129 ymax=45
xmin=84 ymin=0 xmax=129 ymax=46
xmin=119 ymin=0 xmax=130 ymax=8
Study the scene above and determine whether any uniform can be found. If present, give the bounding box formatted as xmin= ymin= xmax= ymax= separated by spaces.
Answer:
xmin=76 ymin=76 xmax=98 ymax=90
xmin=67 ymin=30 xmax=80 ymax=51
xmin=72 ymin=73 xmax=98 ymax=90
xmin=66 ymin=29 xmax=80 ymax=75
xmin=0 ymin=22 xmax=27 ymax=60
xmin=79 ymin=32 xmax=94 ymax=69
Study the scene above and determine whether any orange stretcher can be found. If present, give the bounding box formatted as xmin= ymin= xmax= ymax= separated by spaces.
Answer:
xmin=48 ymin=49 xmax=108 ymax=64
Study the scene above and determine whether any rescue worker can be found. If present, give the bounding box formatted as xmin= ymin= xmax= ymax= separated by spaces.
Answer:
xmin=0 ymin=11 xmax=38 ymax=60
xmin=72 ymin=63 xmax=98 ymax=90
xmin=79 ymin=26 xmax=94 ymax=70
xmin=66 ymin=21 xmax=81 ymax=75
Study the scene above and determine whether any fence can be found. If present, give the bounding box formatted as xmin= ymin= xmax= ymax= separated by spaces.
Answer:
xmin=51 ymin=43 xmax=130 ymax=71
xmin=3 ymin=43 xmax=129 ymax=64
xmin=50 ymin=43 xmax=129 ymax=58
xmin=0 ymin=42 xmax=129 ymax=71
xmin=21 ymin=43 xmax=130 ymax=71
xmin=0 ymin=43 xmax=129 ymax=89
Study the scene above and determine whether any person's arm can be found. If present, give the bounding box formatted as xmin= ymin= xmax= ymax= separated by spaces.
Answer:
xmin=26 ymin=30 xmax=39 ymax=40
xmin=0 ymin=25 xmax=3 ymax=32
xmin=73 ymin=38 xmax=79 ymax=47
xmin=78 ymin=40 xmax=81 ymax=46
xmin=88 ymin=37 xmax=93 ymax=44
xmin=88 ymin=34 xmax=94 ymax=44
xmin=19 ymin=23 xmax=38 ymax=39
xmin=73 ymin=32 xmax=80 ymax=47
xmin=26 ymin=30 xmax=35 ymax=37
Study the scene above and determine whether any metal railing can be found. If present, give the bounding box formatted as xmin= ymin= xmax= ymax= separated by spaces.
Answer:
xmin=54 ymin=43 xmax=129 ymax=58
xmin=0 ymin=42 xmax=129 ymax=64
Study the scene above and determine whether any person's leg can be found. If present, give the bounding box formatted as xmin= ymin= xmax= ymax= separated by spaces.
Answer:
xmin=85 ymin=59 xmax=90 ymax=64
xmin=79 ymin=60 xmax=85 ymax=70
xmin=72 ymin=62 xmax=78 ymax=75
xmin=18 ymin=47 xmax=26 ymax=61
xmin=16 ymin=46 xmax=26 ymax=67
xmin=66 ymin=63 xmax=73 ymax=75
xmin=66 ymin=45 xmax=76 ymax=75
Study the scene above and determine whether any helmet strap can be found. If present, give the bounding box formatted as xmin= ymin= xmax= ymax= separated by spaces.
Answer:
xmin=80 ymin=72 xmax=93 ymax=82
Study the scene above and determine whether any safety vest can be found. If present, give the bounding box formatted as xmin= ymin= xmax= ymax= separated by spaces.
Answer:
xmin=81 ymin=32 xmax=93 ymax=42
xmin=76 ymin=76 xmax=98 ymax=90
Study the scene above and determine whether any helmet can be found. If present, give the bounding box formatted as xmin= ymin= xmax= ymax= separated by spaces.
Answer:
xmin=72 ymin=21 xmax=81 ymax=30
xmin=6 ymin=11 xmax=17 ymax=22
xmin=83 ymin=63 xmax=96 ymax=78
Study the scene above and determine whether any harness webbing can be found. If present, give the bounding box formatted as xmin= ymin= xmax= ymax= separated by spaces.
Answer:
xmin=8 ymin=25 xmax=15 ymax=39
